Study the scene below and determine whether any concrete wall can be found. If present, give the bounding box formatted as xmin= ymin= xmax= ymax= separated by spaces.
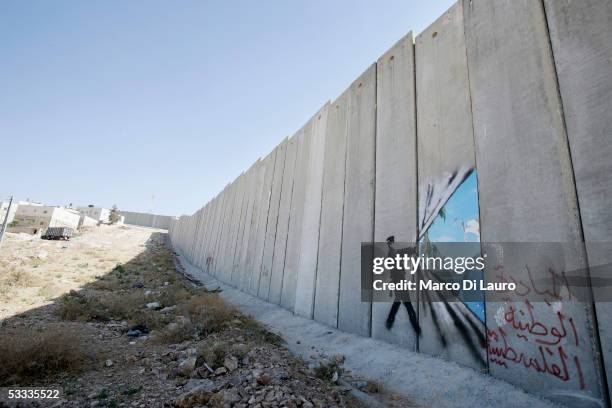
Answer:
xmin=371 ymin=32 xmax=418 ymax=350
xmin=11 ymin=205 xmax=80 ymax=233
xmin=168 ymin=1 xmax=612 ymax=406
xmin=121 ymin=210 xmax=176 ymax=230
xmin=77 ymin=207 xmax=110 ymax=223
xmin=543 ymin=0 xmax=612 ymax=400
xmin=0 ymin=201 xmax=18 ymax=226
xmin=416 ymin=1 xmax=486 ymax=372
xmin=78 ymin=214 xmax=98 ymax=228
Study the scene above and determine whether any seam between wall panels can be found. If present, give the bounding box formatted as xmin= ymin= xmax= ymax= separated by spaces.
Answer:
xmin=212 ymin=188 xmax=230 ymax=275
xmin=266 ymin=145 xmax=287 ymax=300
xmin=336 ymin=94 xmax=350 ymax=329
xmin=247 ymin=165 xmax=266 ymax=292
xmin=412 ymin=38 xmax=420 ymax=354
xmin=256 ymin=151 xmax=278 ymax=298
xmin=229 ymin=179 xmax=246 ymax=284
xmin=279 ymin=141 xmax=299 ymax=305
xmin=369 ymin=63 xmax=377 ymax=338
xmin=461 ymin=0 xmax=487 ymax=374
xmin=311 ymin=116 xmax=326 ymax=320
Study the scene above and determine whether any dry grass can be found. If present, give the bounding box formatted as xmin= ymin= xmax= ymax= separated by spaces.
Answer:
xmin=0 ymin=325 xmax=90 ymax=386
xmin=314 ymin=355 xmax=345 ymax=383
xmin=182 ymin=293 xmax=236 ymax=336
xmin=58 ymin=289 xmax=157 ymax=326
xmin=159 ymin=285 xmax=193 ymax=307
xmin=241 ymin=315 xmax=284 ymax=346
xmin=0 ymin=263 xmax=35 ymax=298
xmin=58 ymin=291 xmax=111 ymax=322
xmin=197 ymin=340 xmax=230 ymax=369
xmin=1 ymin=266 xmax=34 ymax=286
xmin=363 ymin=380 xmax=382 ymax=394
xmin=151 ymin=292 xmax=236 ymax=344
xmin=102 ymin=291 xmax=147 ymax=319
xmin=36 ymin=284 xmax=62 ymax=301
xmin=152 ymin=320 xmax=194 ymax=344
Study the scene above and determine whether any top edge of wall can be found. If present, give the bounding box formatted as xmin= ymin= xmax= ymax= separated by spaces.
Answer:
xmin=416 ymin=1 xmax=461 ymax=42
xmin=378 ymin=31 xmax=414 ymax=62
xmin=331 ymin=63 xmax=377 ymax=107
xmin=121 ymin=210 xmax=175 ymax=218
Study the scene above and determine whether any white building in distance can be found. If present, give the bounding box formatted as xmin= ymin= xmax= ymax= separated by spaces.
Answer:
xmin=0 ymin=201 xmax=18 ymax=226
xmin=11 ymin=204 xmax=80 ymax=234
xmin=77 ymin=205 xmax=111 ymax=223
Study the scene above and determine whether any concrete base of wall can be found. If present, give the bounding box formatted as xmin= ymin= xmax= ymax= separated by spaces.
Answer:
xmin=173 ymin=248 xmax=562 ymax=408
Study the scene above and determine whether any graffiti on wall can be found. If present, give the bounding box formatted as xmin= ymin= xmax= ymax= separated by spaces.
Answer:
xmin=417 ymin=168 xmax=487 ymax=369
xmin=487 ymin=263 xmax=586 ymax=389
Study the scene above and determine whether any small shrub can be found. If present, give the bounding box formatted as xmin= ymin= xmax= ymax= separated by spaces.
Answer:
xmin=314 ymin=356 xmax=345 ymax=383
xmin=37 ymin=284 xmax=61 ymax=301
xmin=113 ymin=264 xmax=126 ymax=274
xmin=108 ymin=205 xmax=121 ymax=225
xmin=58 ymin=291 xmax=110 ymax=322
xmin=0 ymin=325 xmax=90 ymax=385
xmin=184 ymin=294 xmax=235 ymax=336
xmin=101 ymin=291 xmax=146 ymax=319
xmin=0 ymin=265 xmax=33 ymax=288
xmin=159 ymin=286 xmax=192 ymax=307
xmin=153 ymin=321 xmax=193 ymax=344
xmin=363 ymin=380 xmax=381 ymax=394
xmin=197 ymin=341 xmax=229 ymax=369
xmin=128 ymin=309 xmax=167 ymax=331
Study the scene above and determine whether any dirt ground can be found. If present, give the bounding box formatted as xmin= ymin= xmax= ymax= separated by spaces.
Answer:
xmin=0 ymin=225 xmax=369 ymax=407
xmin=0 ymin=225 xmax=156 ymax=320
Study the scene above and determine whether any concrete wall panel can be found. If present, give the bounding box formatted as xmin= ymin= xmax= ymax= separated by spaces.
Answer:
xmin=337 ymin=65 xmax=376 ymax=336
xmin=259 ymin=141 xmax=287 ymax=298
xmin=217 ymin=181 xmax=237 ymax=280
xmin=200 ymin=202 xmax=214 ymax=269
xmin=212 ymin=184 xmax=233 ymax=277
xmin=235 ymin=161 xmax=262 ymax=289
xmin=212 ymin=193 xmax=227 ymax=273
xmin=313 ymin=90 xmax=349 ymax=328
xmin=279 ymin=126 xmax=307 ymax=310
xmin=121 ymin=211 xmax=175 ymax=230
xmin=248 ymin=151 xmax=277 ymax=295
xmin=415 ymin=2 xmax=486 ymax=371
xmin=281 ymin=109 xmax=326 ymax=311
xmin=227 ymin=175 xmax=246 ymax=281
xmin=228 ymin=173 xmax=248 ymax=284
xmin=243 ymin=160 xmax=267 ymax=292
xmin=372 ymin=32 xmax=418 ymax=349
xmin=269 ymin=135 xmax=298 ymax=304
xmin=294 ymin=105 xmax=329 ymax=318
xmin=544 ymin=0 xmax=612 ymax=398
xmin=463 ymin=0 xmax=605 ymax=405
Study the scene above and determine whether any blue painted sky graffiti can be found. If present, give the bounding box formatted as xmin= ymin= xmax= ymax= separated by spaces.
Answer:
xmin=425 ymin=172 xmax=480 ymax=243
xmin=421 ymin=171 xmax=485 ymax=322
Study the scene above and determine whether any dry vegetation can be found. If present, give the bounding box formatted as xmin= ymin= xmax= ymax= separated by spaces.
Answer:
xmin=0 ymin=324 xmax=89 ymax=385
xmin=0 ymin=226 xmax=368 ymax=407
xmin=54 ymin=245 xmax=243 ymax=346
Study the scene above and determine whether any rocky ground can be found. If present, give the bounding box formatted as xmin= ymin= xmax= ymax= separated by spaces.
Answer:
xmin=0 ymin=225 xmax=386 ymax=407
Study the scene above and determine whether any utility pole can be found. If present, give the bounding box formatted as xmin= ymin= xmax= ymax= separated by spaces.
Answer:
xmin=0 ymin=195 xmax=14 ymax=249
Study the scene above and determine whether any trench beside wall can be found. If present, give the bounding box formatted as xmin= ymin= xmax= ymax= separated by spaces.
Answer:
xmin=168 ymin=1 xmax=612 ymax=406
xmin=121 ymin=211 xmax=176 ymax=230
